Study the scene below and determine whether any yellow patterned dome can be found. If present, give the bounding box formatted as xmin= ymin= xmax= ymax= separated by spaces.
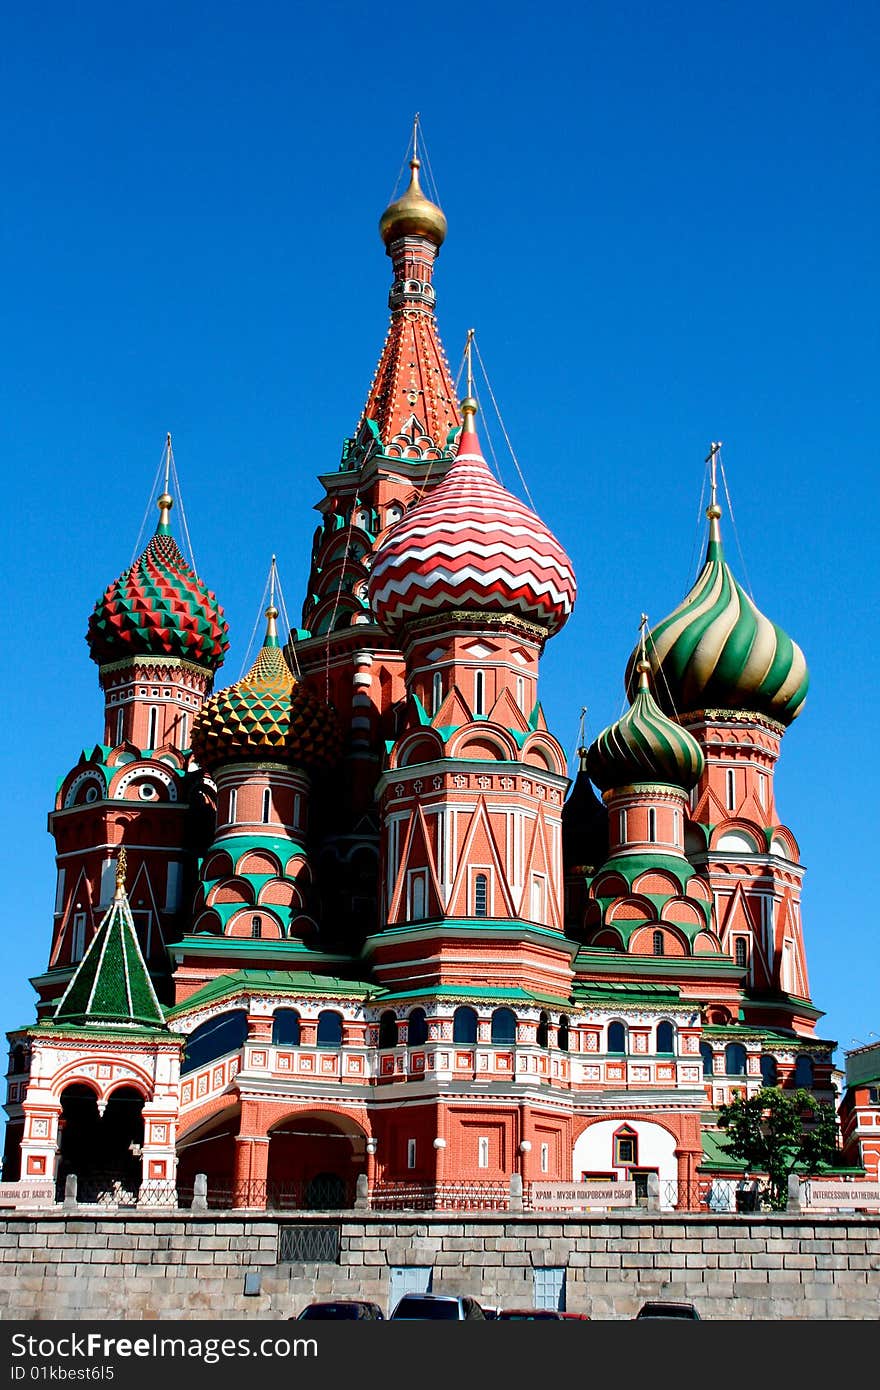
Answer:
xmin=191 ymin=608 xmax=342 ymax=771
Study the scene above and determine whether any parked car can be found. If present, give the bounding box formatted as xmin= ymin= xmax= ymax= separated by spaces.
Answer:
xmin=294 ymin=1300 xmax=385 ymax=1320
xmin=634 ymin=1299 xmax=700 ymax=1320
xmin=497 ymin=1308 xmax=590 ymax=1320
xmin=390 ymin=1293 xmax=487 ymax=1320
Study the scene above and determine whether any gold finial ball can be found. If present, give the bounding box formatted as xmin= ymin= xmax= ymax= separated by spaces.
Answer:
xmin=379 ymin=158 xmax=448 ymax=249
xmin=266 ymin=605 xmax=279 ymax=619
xmin=157 ymin=493 xmax=174 ymax=512
xmin=461 ymin=396 xmax=478 ymax=417
xmin=637 ymin=658 xmax=652 ymax=676
xmin=706 ymin=503 xmax=722 ymax=519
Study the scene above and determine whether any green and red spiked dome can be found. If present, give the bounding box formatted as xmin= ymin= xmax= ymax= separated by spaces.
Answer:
xmin=87 ymin=494 xmax=228 ymax=671
xmin=626 ymin=498 xmax=809 ymax=726
xmin=191 ymin=607 xmax=342 ymax=771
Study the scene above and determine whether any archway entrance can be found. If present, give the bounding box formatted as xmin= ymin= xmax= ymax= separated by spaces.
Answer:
xmin=175 ymin=1104 xmax=240 ymax=1200
xmin=266 ymin=1112 xmax=366 ymax=1210
xmin=57 ymin=1084 xmax=145 ymax=1203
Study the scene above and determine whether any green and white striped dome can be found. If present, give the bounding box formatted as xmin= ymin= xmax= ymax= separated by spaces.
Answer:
xmin=587 ymin=660 xmax=704 ymax=791
xmin=628 ymin=505 xmax=809 ymax=725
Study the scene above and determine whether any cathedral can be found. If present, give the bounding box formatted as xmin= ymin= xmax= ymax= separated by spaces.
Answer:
xmin=2 ymin=148 xmax=841 ymax=1209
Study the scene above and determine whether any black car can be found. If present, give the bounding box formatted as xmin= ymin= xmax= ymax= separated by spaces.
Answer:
xmin=634 ymin=1300 xmax=701 ymax=1319
xmin=294 ymin=1300 xmax=385 ymax=1320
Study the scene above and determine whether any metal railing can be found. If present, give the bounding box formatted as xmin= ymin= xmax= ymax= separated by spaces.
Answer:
xmin=370 ymin=1180 xmax=518 ymax=1211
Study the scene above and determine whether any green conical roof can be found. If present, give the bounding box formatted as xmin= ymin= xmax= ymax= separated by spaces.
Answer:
xmin=53 ymin=853 xmax=167 ymax=1029
xmin=588 ymin=659 xmax=704 ymax=791
xmin=627 ymin=501 xmax=808 ymax=725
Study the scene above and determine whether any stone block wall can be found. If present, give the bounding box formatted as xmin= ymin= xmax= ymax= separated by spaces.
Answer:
xmin=0 ymin=1209 xmax=877 ymax=1320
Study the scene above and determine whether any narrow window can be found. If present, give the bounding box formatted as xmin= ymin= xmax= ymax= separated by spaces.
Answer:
xmin=407 ymin=1008 xmax=428 ymax=1047
xmin=228 ymin=788 xmax=237 ymax=824
xmin=474 ymin=670 xmax=485 ymax=716
xmin=558 ymin=1015 xmax=570 ymax=1051
xmin=656 ymin=1021 xmax=675 ymax=1054
xmin=700 ymin=1042 xmax=714 ymax=1076
xmin=672 ymin=809 xmax=680 ymax=846
xmin=71 ymin=913 xmax=87 ymax=963
xmin=115 ymin=707 xmax=124 ymax=745
xmin=652 ymin=929 xmax=664 ymax=957
xmin=262 ymin=788 xmax=271 ymax=824
xmin=293 ymin=793 xmax=302 ymax=827
xmin=410 ymin=874 xmax=426 ymax=921
xmin=530 ymin=876 xmax=545 ymax=922
xmin=251 ymin=915 xmax=262 ymax=939
xmin=180 ymin=711 xmax=189 ymax=750
xmin=734 ymin=937 xmax=747 ymax=968
xmin=760 ymin=1055 xmax=778 ymax=1087
xmin=536 ymin=1011 xmax=549 ymax=1047
xmin=647 ymin=808 xmax=657 ymax=843
xmin=726 ymin=768 xmax=736 ymax=810
xmin=316 ymin=1011 xmax=343 ymax=1047
xmin=477 ymin=1136 xmax=489 ymax=1169
xmin=165 ymin=862 xmax=181 ymax=912
xmin=794 ymin=1055 xmax=814 ymax=1088
xmin=474 ymin=873 xmax=488 ymax=918
xmin=516 ymin=675 xmax=525 ymax=711
xmin=758 ymin=773 xmax=767 ymax=808
xmin=54 ymin=869 xmax=66 ymax=915
xmin=378 ymin=1011 xmax=398 ymax=1049
xmin=453 ymin=1007 xmax=478 ymax=1045
xmin=432 ymin=670 xmax=443 ymax=715
xmin=407 ymin=1139 xmax=416 ymax=1170
xmin=147 ymin=706 xmax=159 ymax=749
xmin=540 ymin=1142 xmax=549 ymax=1174
xmin=619 ymin=810 xmax=627 ymax=842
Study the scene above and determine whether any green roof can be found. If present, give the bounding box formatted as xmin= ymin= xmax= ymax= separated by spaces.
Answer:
xmin=53 ymin=889 xmax=167 ymax=1029
xmin=698 ymin=1129 xmax=747 ymax=1172
xmin=371 ymin=985 xmax=572 ymax=1008
xmin=572 ymin=980 xmax=682 ymax=1006
xmin=167 ymin=969 xmax=372 ymax=1017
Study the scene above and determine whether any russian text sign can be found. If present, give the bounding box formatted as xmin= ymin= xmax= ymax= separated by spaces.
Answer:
xmin=531 ymin=1181 xmax=636 ymax=1210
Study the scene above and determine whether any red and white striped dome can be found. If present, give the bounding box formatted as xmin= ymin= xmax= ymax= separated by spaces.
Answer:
xmin=368 ymin=400 xmax=576 ymax=636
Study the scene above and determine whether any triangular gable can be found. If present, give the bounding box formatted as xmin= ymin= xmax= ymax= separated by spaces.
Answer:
xmin=387 ymin=805 xmax=445 ymax=925
xmin=718 ymin=883 xmax=769 ymax=979
xmin=487 ymin=687 xmax=529 ymax=732
xmin=127 ymin=860 xmax=168 ymax=957
xmin=446 ymin=798 xmax=516 ymax=920
xmin=433 ymin=683 xmax=472 ymax=730
xmin=517 ymin=803 xmax=562 ymax=930
xmin=53 ymin=882 xmax=167 ymax=1029
xmin=774 ymin=890 xmax=810 ymax=998
xmin=691 ymin=784 xmax=728 ymax=825
xmin=49 ymin=866 xmax=95 ymax=968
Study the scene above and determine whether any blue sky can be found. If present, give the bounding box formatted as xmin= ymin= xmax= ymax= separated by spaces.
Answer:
xmin=1 ymin=1 xmax=877 ymax=1070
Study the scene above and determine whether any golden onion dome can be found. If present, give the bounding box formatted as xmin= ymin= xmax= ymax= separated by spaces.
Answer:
xmin=379 ymin=159 xmax=447 ymax=248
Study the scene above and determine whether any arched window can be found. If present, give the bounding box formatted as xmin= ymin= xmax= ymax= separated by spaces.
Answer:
xmin=725 ymin=1042 xmax=747 ymax=1076
xmin=700 ymin=1042 xmax=714 ymax=1077
xmin=734 ymin=937 xmax=748 ymax=968
xmin=607 ymin=1021 xmax=626 ymax=1055
xmin=536 ymin=1011 xmax=549 ymax=1047
xmin=115 ymin=708 xmax=124 ymax=745
xmin=378 ymin=1011 xmax=399 ymax=1049
xmin=147 ymin=707 xmax=159 ymax=749
xmin=407 ymin=1008 xmax=428 ymax=1047
xmin=452 ymin=1006 xmax=478 ymax=1045
xmin=652 ymin=929 xmax=664 ymax=957
xmin=181 ymin=1010 xmax=248 ymax=1075
xmin=272 ymin=1009 xmax=300 ymax=1046
xmin=516 ymin=675 xmax=525 ymax=711
xmin=262 ymin=788 xmax=271 ymax=824
xmin=657 ymin=1021 xmax=675 ymax=1055
xmin=228 ymin=788 xmax=237 ymax=824
xmin=647 ymin=808 xmax=657 ymax=843
xmin=760 ymin=1055 xmax=778 ymax=1087
xmin=180 ymin=711 xmax=189 ymax=750
xmin=558 ymin=1015 xmax=570 ymax=1052
xmin=316 ymin=1011 xmax=343 ymax=1047
xmin=9 ymin=1046 xmax=27 ymax=1076
xmin=251 ymin=915 xmax=262 ymax=939
xmin=490 ymin=1008 xmax=516 ymax=1045
xmin=410 ymin=875 xmax=426 ymax=921
xmin=432 ymin=670 xmax=443 ymax=715
xmin=794 ymin=1055 xmax=814 ymax=1088
xmin=474 ymin=873 xmax=488 ymax=917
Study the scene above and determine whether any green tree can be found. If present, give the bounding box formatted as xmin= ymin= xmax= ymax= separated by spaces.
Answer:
xmin=716 ymin=1086 xmax=839 ymax=1210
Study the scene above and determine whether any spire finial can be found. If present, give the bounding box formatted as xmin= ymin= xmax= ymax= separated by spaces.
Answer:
xmin=637 ymin=613 xmax=651 ymax=690
xmin=264 ymin=554 xmax=280 ymax=646
xmin=114 ymin=845 xmax=128 ymax=901
xmin=461 ymin=330 xmax=478 ymax=430
xmin=705 ymin=441 xmax=723 ymax=542
xmin=157 ymin=433 xmax=174 ymax=533
xmin=412 ymin=111 xmax=420 ymax=164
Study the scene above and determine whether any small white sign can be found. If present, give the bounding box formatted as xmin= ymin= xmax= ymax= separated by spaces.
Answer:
xmin=806 ymin=1181 xmax=880 ymax=1210
xmin=0 ymin=1180 xmax=55 ymax=1208
xmin=531 ymin=1181 xmax=636 ymax=1210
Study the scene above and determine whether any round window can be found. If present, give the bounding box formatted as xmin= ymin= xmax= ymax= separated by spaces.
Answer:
xmin=138 ymin=783 xmax=157 ymax=800
xmin=85 ymin=786 xmax=99 ymax=803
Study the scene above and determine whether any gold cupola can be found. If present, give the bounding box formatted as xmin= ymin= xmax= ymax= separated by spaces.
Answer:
xmin=379 ymin=158 xmax=447 ymax=249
